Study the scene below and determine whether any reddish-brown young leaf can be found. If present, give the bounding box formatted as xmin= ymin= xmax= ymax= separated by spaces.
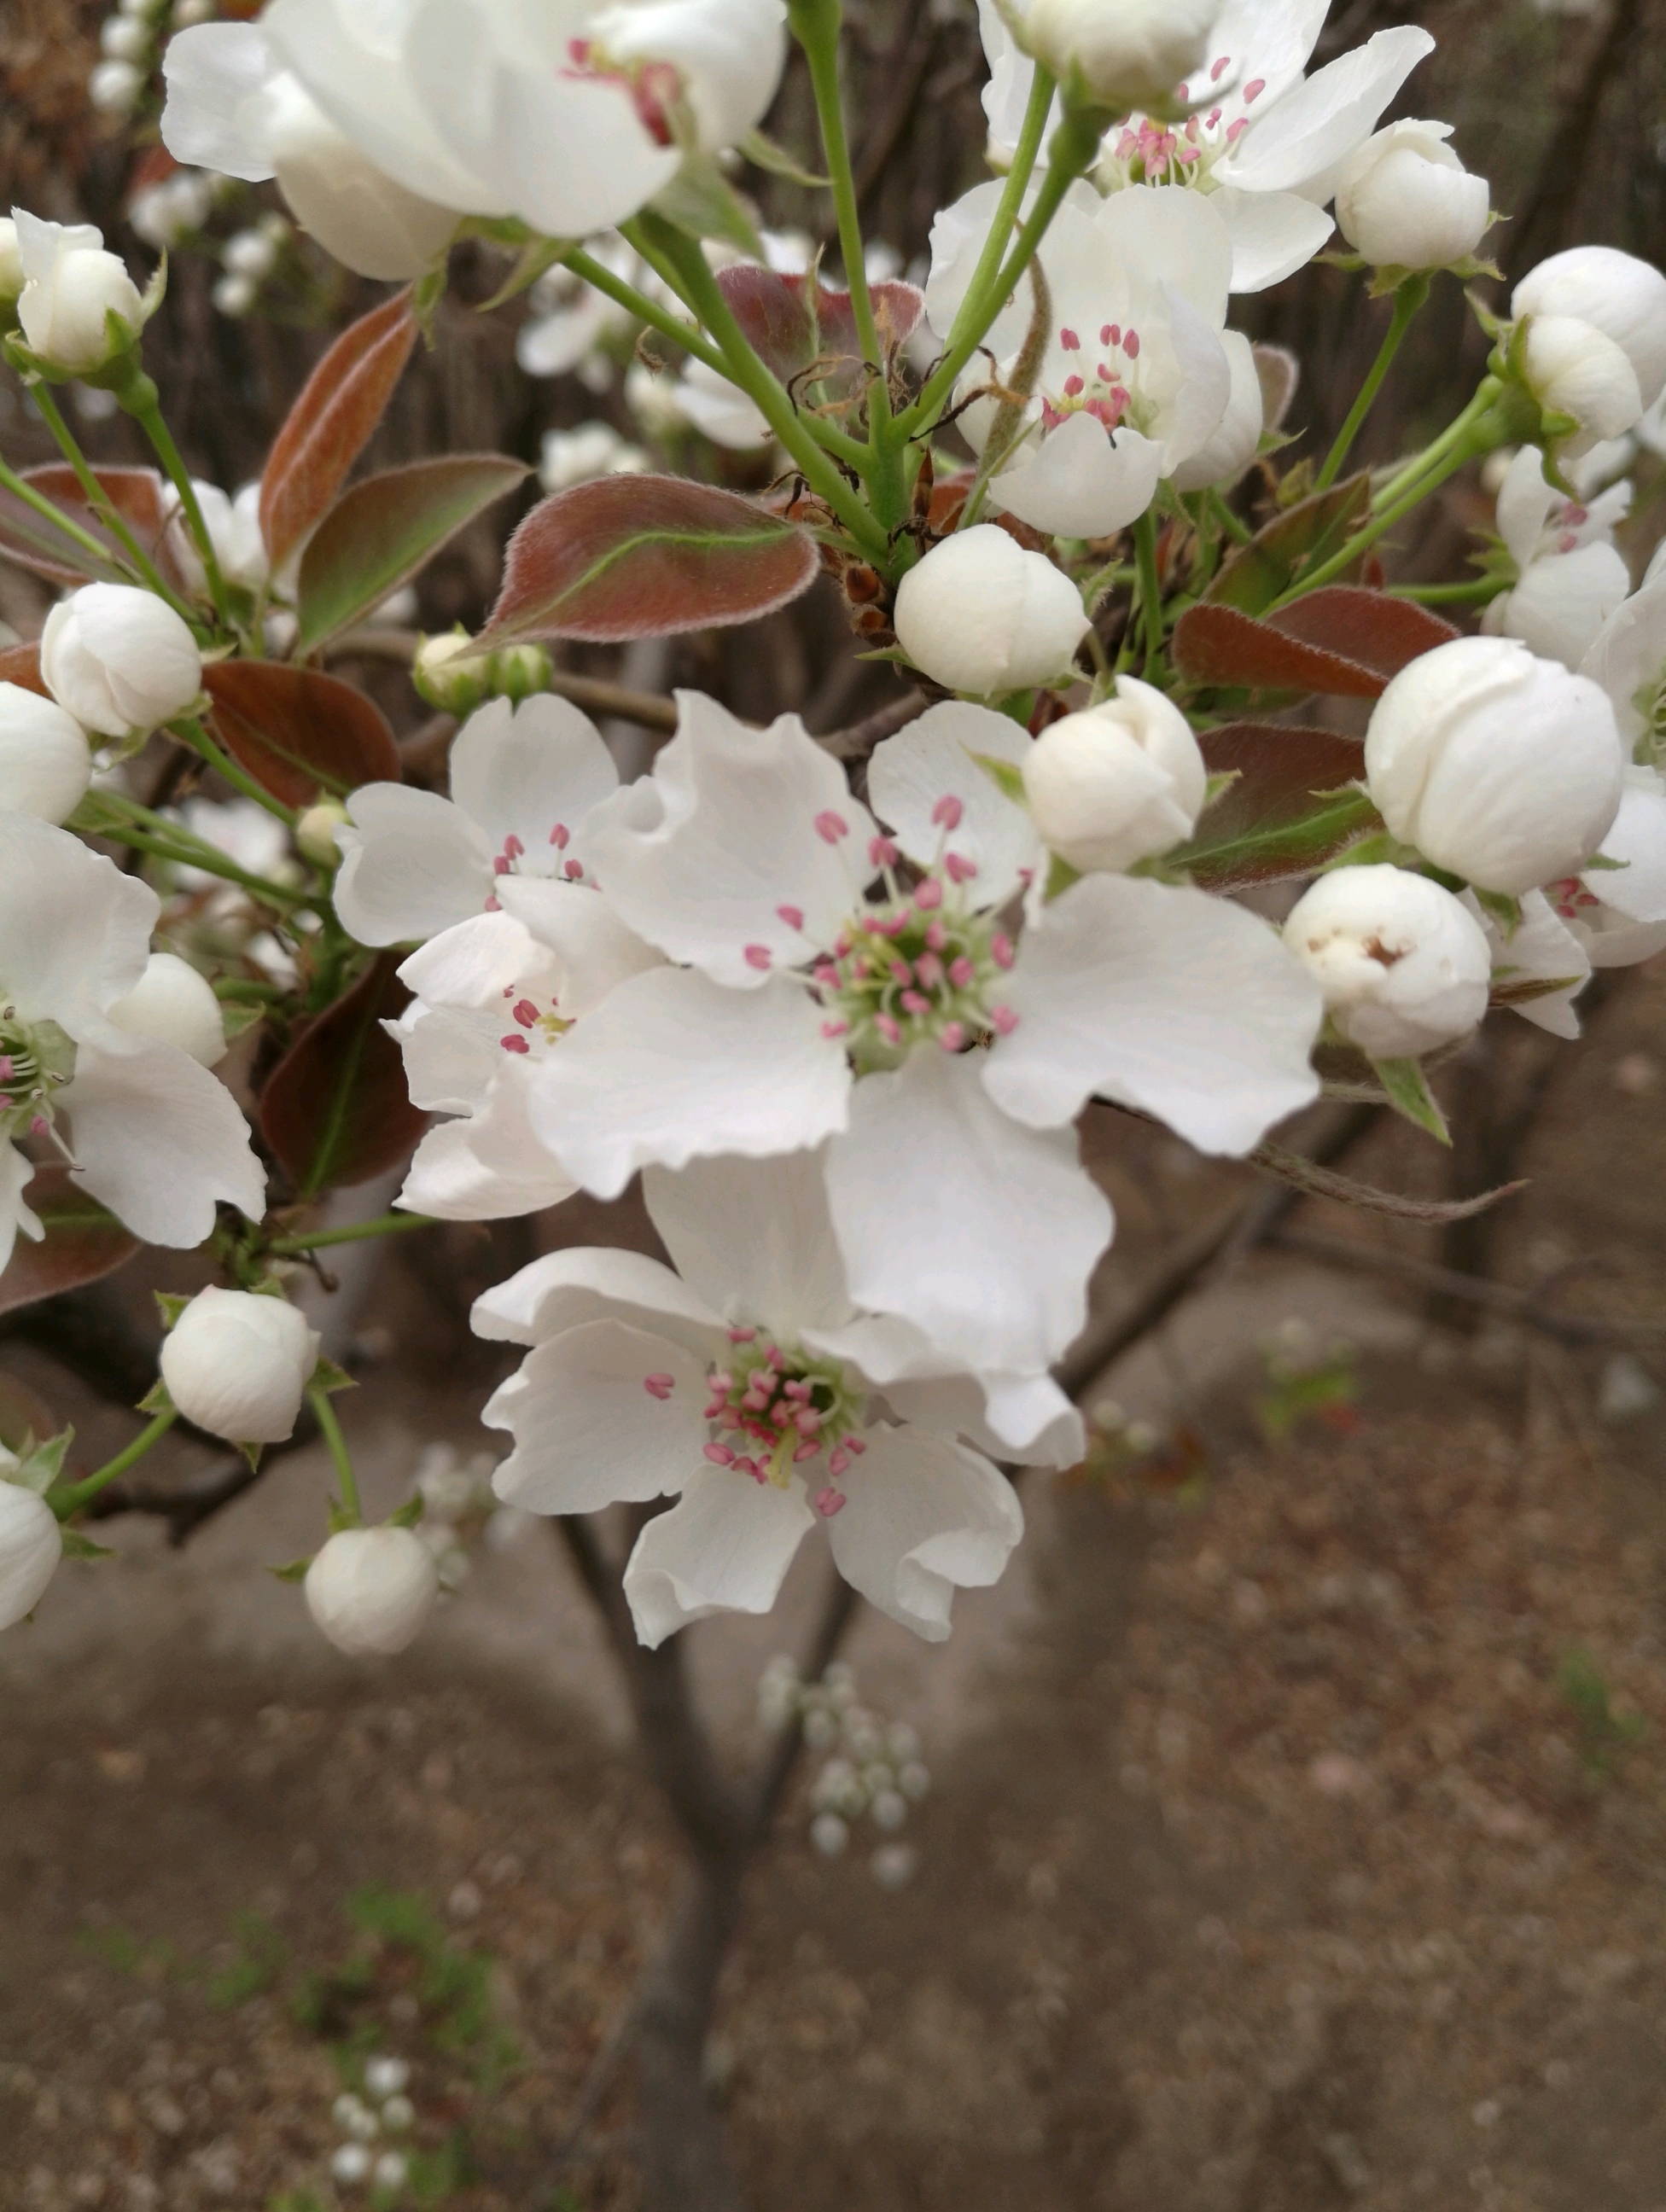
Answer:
xmin=0 ymin=1167 xmax=141 ymax=1319
xmin=295 ymin=454 xmax=528 ymax=653
xmin=0 ymin=643 xmax=47 ymax=695
xmin=1205 ymin=474 xmax=1371 ymax=615
xmin=0 ymin=464 xmax=188 ymax=590
xmin=716 ymin=266 xmax=926 ymax=391
xmin=259 ymin=290 xmax=418 ymax=571
xmin=1171 ymin=722 xmax=1378 ymax=889
xmin=203 ymin=661 xmax=402 ymax=807
xmin=479 ymin=474 xmax=820 ymax=644
xmin=1173 ymin=602 xmax=1387 ymax=697
xmin=259 ymin=952 xmax=428 ymax=1199
xmin=1265 ymin=586 xmax=1459 ymax=682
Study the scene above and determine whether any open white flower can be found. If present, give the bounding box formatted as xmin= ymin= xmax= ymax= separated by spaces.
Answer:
xmin=1462 ymin=888 xmax=1590 ymax=1040
xmin=1482 ymin=444 xmax=1632 ymax=669
xmin=333 ymin=694 xmax=622 ymax=947
xmin=538 ymin=422 xmax=650 ymax=494
xmin=1543 ymin=766 xmax=1666 ymax=970
xmin=518 ymin=236 xmax=650 ymax=379
xmin=1582 ymin=566 xmax=1666 ymax=763
xmin=926 ymin=183 xmax=1241 ymax=538
xmin=475 ymin=1148 xmax=1078 ymax=1646
xmin=10 ymin=209 xmax=144 ymax=374
xmin=0 ymin=1476 xmax=61 ymax=1632
xmin=527 ymin=693 xmax=1320 ymax=1377
xmin=0 ymin=814 xmax=265 ymax=1280
xmin=160 ymin=478 xmax=271 ymax=597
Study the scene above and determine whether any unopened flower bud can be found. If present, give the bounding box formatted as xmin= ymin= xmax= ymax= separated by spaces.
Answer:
xmin=89 ymin=57 xmax=145 ymax=114
xmin=40 ymin=583 xmax=202 ymax=738
xmin=893 ymin=526 xmax=1090 ymax=696
xmin=107 ymin=951 xmax=226 ymax=1065
xmin=1365 ymin=635 xmax=1626 ymax=894
xmin=296 ymin=800 xmax=350 ymax=866
xmin=411 ymin=630 xmax=491 ymax=714
xmin=1334 ymin=120 xmax=1490 ymax=271
xmin=0 ymin=1479 xmax=62 ymax=1631
xmin=1016 ymin=0 xmax=1219 ymax=109
xmin=489 ymin=641 xmax=551 ymax=702
xmin=0 ymin=681 xmax=92 ymax=823
xmin=1514 ymin=246 xmax=1666 ymax=412
xmin=160 ymin=1286 xmax=320 ymax=1443
xmin=304 ymin=1527 xmax=439 ymax=1656
xmin=1021 ymin=675 xmax=1206 ymax=873
xmin=1282 ymin=864 xmax=1492 ymax=1059
xmin=213 ymin=271 xmax=256 ymax=318
xmin=11 ymin=209 xmax=143 ymax=373
xmin=1521 ymin=315 xmax=1643 ymax=456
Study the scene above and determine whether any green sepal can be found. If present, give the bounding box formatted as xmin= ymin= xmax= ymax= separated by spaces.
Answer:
xmin=1372 ymin=1056 xmax=1451 ymax=1145
xmin=220 ymin=1000 xmax=267 ymax=1044
xmin=1471 ymin=886 xmax=1523 ymax=939
xmin=3 ymin=1426 xmax=73 ymax=1498
xmin=308 ymin=1356 xmax=357 ymax=1398
xmin=411 ymin=258 xmax=450 ymax=344
xmin=650 ymin=154 xmax=766 ymax=262
xmin=137 ymin=1377 xmax=175 ymax=1416
xmin=1043 ymin=851 xmax=1081 ymax=903
xmin=476 ymin=234 xmax=575 ymax=314
xmin=737 ymin=127 xmax=829 ymax=189
xmin=59 ymin=1528 xmax=114 ymax=1561
xmin=269 ymin=1557 xmax=313 ymax=1584
xmin=154 ymin=1289 xmax=193 ymax=1331
xmin=387 ymin=1494 xmax=426 ymax=1530
xmin=969 ymin=749 xmax=1027 ymax=805
xmin=1490 ymin=971 xmax=1583 ymax=1008
xmin=1365 ymin=252 xmax=1500 ymax=301
xmin=1583 ymin=851 xmax=1628 ymax=873
xmin=238 ymin=1440 xmax=264 ymax=1473
xmin=326 ymin=1494 xmax=359 ymax=1534
xmin=853 ymin=643 xmax=912 ymax=666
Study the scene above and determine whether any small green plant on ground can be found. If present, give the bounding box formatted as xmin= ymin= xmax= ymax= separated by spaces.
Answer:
xmin=1558 ymin=1649 xmax=1646 ymax=1783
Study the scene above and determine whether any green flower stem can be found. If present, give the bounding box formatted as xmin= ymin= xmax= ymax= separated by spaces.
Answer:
xmin=1132 ymin=509 xmax=1165 ymax=679
xmin=1208 ymin=486 xmax=1253 ymax=547
xmin=0 ymin=451 xmax=125 ymax=573
xmin=309 ymin=1386 xmax=360 ymax=1521
xmin=168 ymin=715 xmax=298 ymax=825
xmin=627 ymin=213 xmax=891 ymax=562
xmin=1373 ymin=375 xmax=1506 ymax=513
xmin=51 ymin=1410 xmax=178 ymax=1520
xmin=268 ymin=1211 xmax=439 ymax=1256
xmin=1314 ymin=273 xmax=1430 ymax=492
xmin=562 ymin=244 xmax=733 ymax=381
xmin=1389 ymin=575 xmax=1508 ymax=606
xmin=93 ymin=819 xmax=304 ymax=905
xmin=27 ymin=383 xmax=197 ymax=623
xmin=125 ymin=381 xmax=231 ymax=623
xmin=898 ymin=67 xmax=1057 ymax=443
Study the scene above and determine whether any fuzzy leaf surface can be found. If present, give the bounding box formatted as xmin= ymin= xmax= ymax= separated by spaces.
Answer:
xmin=203 ymin=661 xmax=402 ymax=807
xmin=259 ymin=291 xmax=418 ymax=569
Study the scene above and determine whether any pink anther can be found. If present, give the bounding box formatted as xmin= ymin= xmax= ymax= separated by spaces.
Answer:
xmin=704 ymin=1442 xmax=736 ymax=1466
xmin=815 ymin=809 xmax=849 ymax=842
xmin=743 ymin=943 xmax=773 ymax=970
xmin=500 ymin=1033 xmax=530 ymax=1053
xmin=813 ymin=1487 xmax=848 ymax=1519
xmin=643 ymin=1372 xmax=676 ymax=1400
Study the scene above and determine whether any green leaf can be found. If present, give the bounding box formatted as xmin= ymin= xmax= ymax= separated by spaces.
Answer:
xmin=1172 ymin=787 xmax=1381 ymax=891
xmin=258 ymin=952 xmax=428 ymax=1200
xmin=1204 ymin=474 xmax=1372 ymax=616
xmin=295 ymin=455 xmax=529 ymax=653
xmin=59 ymin=1528 xmax=114 ymax=1561
xmin=0 ymin=1166 xmax=140 ymax=1320
xmin=650 ymin=153 xmax=766 ymax=259
xmin=1372 ymin=1056 xmax=1451 ymax=1145
xmin=269 ymin=1557 xmax=313 ymax=1583
xmin=737 ymin=126 xmax=829 ymax=188
xmin=478 ymin=235 xmax=574 ymax=313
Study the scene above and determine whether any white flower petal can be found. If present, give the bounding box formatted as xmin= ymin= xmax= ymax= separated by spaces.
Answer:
xmin=63 ymin=1036 xmax=265 ymax=1243
xmin=397 ymin=1111 xmax=577 ymax=1221
xmin=334 ymin=784 xmax=492 ymax=946
xmin=828 ymin=1425 xmax=1022 ymax=1642
xmin=1214 ymin=185 xmax=1335 ymax=294
xmin=160 ymin=20 xmax=282 ymax=179
xmin=1093 ymin=183 xmax=1233 ymax=329
xmin=528 ymin=966 xmax=850 ymax=1199
xmin=0 ymin=1142 xmax=44 ymax=1283
xmin=984 ymin=874 xmax=1320 ymax=1154
xmin=877 ymin=1368 xmax=1086 ymax=1469
xmin=993 ymin=411 xmax=1165 ymax=538
xmin=397 ymin=910 xmax=551 ymax=1012
xmin=587 ymin=693 xmax=877 ymax=986
xmin=492 ymin=878 xmax=663 ymax=1015
xmin=0 ymin=812 xmax=155 ymax=1037
xmin=1463 ymin=888 xmax=1590 ymax=1040
xmin=446 ymin=693 xmax=618 ymax=862
xmin=623 ymin=1463 xmax=814 ymax=1646
xmin=867 ymin=702 xmax=1041 ymax=908
xmin=642 ymin=1144 xmax=853 ymax=1342
xmin=1214 ymin=24 xmax=1435 ymax=200
xmin=473 ymin=1246 xmax=725 ymax=1352
xmin=1590 ymin=774 xmax=1666 ymax=923
xmin=1582 ymin=571 xmax=1666 ymax=749
xmin=485 ymin=1319 xmax=709 ymax=1515
xmin=825 ymin=1047 xmax=1112 ymax=1374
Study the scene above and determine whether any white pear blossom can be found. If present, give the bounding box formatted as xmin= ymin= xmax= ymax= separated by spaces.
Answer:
xmin=1462 ymin=888 xmax=1590 ymax=1039
xmin=474 ymin=1148 xmax=1078 ymax=1646
xmin=0 ymin=1475 xmax=61 ymax=1632
xmin=0 ymin=814 xmax=265 ymax=1280
xmin=1582 ymin=566 xmax=1666 ymax=763
xmin=107 ymin=952 xmax=227 ymax=1068
xmin=333 ymin=694 xmax=623 ymax=947
xmin=40 ymin=585 xmax=203 ymax=741
xmin=160 ymin=1285 xmax=320 ymax=1442
xmin=160 ymin=479 xmax=271 ymax=597
xmin=538 ymin=422 xmax=650 ymax=494
xmin=892 ymin=527 xmax=1090 ymax=694
xmin=1543 ymin=766 xmax=1666 ymax=970
xmin=1333 ymin=119 xmax=1490 ymax=271
xmin=1365 ymin=635 xmax=1626 ymax=895
xmin=925 ymin=183 xmax=1242 ymax=537
xmin=0 ymin=683 xmax=92 ymax=824
xmin=527 ymin=693 xmax=1321 ymax=1377
xmin=1020 ymin=676 xmax=1206 ymax=873
xmin=10 ymin=210 xmax=144 ymax=373
xmin=1482 ymin=445 xmax=1632 ymax=669
xmin=161 ymin=22 xmax=459 ymax=281
xmin=1513 ymin=246 xmax=1666 ymax=415
xmin=305 ymin=1526 xmax=439 ymax=1656
xmin=1283 ymin=864 xmax=1492 ymax=1059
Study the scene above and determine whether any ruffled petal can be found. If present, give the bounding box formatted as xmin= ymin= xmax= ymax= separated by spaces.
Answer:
xmin=994 ymin=412 xmax=1165 ymax=538
xmin=484 ymin=1319 xmax=710 ymax=1514
xmin=398 ymin=910 xmax=555 ymax=1015
xmin=472 ymin=1245 xmax=725 ymax=1353
xmin=0 ymin=813 xmax=154 ymax=1037
xmin=1092 ymin=184 xmax=1233 ymax=329
xmin=623 ymin=1464 xmax=814 ymax=1646
xmin=1213 ymin=25 xmax=1435 ymax=201
xmin=333 ymin=784 xmax=492 ymax=946
xmin=867 ymin=702 xmax=1041 ymax=909
xmin=827 ymin=1424 xmax=1022 ymax=1642
xmin=492 ymin=879 xmax=664 ymax=1015
xmin=1582 ymin=571 xmax=1666 ymax=749
xmin=983 ymin=874 xmax=1320 ymax=1154
xmin=396 ymin=1109 xmax=577 ymax=1221
xmin=1213 ymin=187 xmax=1335 ymax=294
xmin=528 ymin=966 xmax=850 ymax=1199
xmin=825 ymin=1046 xmax=1112 ymax=1374
xmin=446 ymin=694 xmax=618 ymax=864
xmin=642 ymin=1145 xmax=853 ymax=1342
xmin=63 ymin=1036 xmax=265 ymax=1244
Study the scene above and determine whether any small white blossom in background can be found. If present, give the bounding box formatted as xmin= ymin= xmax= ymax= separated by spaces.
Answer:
xmin=325 ymin=2055 xmax=416 ymax=2191
xmin=128 ymin=167 xmax=215 ymax=251
xmin=538 ymin=422 xmax=650 ymax=495
xmin=406 ymin=1440 xmax=503 ymax=1590
xmin=759 ymin=1656 xmax=929 ymax=1886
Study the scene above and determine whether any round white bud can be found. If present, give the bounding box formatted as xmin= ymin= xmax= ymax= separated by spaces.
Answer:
xmin=373 ymin=2154 xmax=409 ymax=2192
xmin=40 ymin=583 xmax=202 ymax=738
xmin=304 ymin=1528 xmax=440 ymax=1657
xmin=256 ymin=73 xmax=457 ymax=283
xmin=295 ymin=800 xmax=350 ymax=866
xmin=0 ymin=1480 xmax=62 ymax=1631
xmin=1282 ymin=864 xmax=1492 ymax=1059
xmin=1521 ymin=315 xmax=1644 ymax=456
xmin=893 ymin=526 xmax=1090 ymax=696
xmin=1016 ymin=0 xmax=1219 ymax=109
xmin=329 ymin=2143 xmax=372 ymax=2186
xmin=14 ymin=214 xmax=143 ymax=371
xmin=213 ymin=271 xmax=257 ymax=318
xmin=364 ymin=2057 xmax=410 ymax=2100
xmin=1366 ymin=636 xmax=1626 ymax=894
xmin=0 ymin=218 xmax=23 ymax=301
xmin=101 ymin=15 xmax=151 ymax=61
xmin=809 ymin=1811 xmax=850 ymax=1858
xmin=106 ymin=951 xmax=227 ymax=1066
xmin=160 ymin=1287 xmax=320 ymax=1443
xmin=1021 ymin=675 xmax=1207 ymax=873
xmin=1514 ymin=246 xmax=1666 ymax=412
xmin=1334 ymin=120 xmax=1491 ymax=272
xmin=0 ymin=682 xmax=92 ymax=823
xmin=222 ymin=228 xmax=277 ymax=280
xmin=89 ymin=58 xmax=145 ymax=114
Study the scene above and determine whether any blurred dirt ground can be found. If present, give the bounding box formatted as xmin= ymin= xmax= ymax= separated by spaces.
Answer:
xmin=4 ymin=964 xmax=1666 ymax=2212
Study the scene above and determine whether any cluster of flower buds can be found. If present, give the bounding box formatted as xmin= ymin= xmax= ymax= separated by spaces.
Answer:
xmin=329 ymin=2055 xmax=414 ymax=2192
xmin=760 ymin=1657 xmax=930 ymax=1887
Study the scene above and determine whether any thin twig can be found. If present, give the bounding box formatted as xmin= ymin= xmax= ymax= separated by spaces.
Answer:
xmin=814 ymin=686 xmax=928 ymax=761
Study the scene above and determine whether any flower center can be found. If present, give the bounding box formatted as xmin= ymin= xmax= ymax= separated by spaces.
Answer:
xmin=1044 ymin=322 xmax=1144 ymax=435
xmin=496 ymin=985 xmax=573 ymax=1058
xmin=484 ymin=824 xmax=589 ymax=912
xmin=1547 ymin=876 xmax=1602 ymax=922
xmin=0 ymin=1008 xmax=74 ymax=1145
xmin=811 ymin=862 xmax=1018 ymax=1074
xmin=1098 ymin=60 xmax=1267 ymax=193
xmin=564 ymin=40 xmax=684 ymax=147
xmin=698 ymin=1330 xmax=865 ymax=1515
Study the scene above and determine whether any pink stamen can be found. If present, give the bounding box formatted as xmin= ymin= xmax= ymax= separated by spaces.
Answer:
xmin=793 ymin=1406 xmax=822 ymax=1435
xmin=29 ymin=1115 xmax=50 ymax=1137
xmin=948 ymin=956 xmax=974 ymax=988
xmin=827 ymin=1446 xmax=851 ymax=1478
xmin=939 ymin=1022 xmax=966 ymax=1052
xmin=1206 ymin=107 xmax=1222 ymax=128
xmin=1059 ymin=326 xmax=1081 ymax=351
xmin=743 ymin=943 xmax=773 ymax=970
xmin=915 ymin=951 xmax=944 ymax=987
xmin=1244 ymin=77 xmax=1264 ymax=101
xmin=925 ymin=920 xmax=947 ymax=952
xmin=777 ymin=904 xmax=805 ymax=931
xmin=890 ymin=958 xmax=913 ymax=986
xmin=944 ymin=853 xmax=977 ymax=884
xmin=564 ymin=859 xmax=585 ymax=880
xmin=550 ymin=822 xmax=569 ymax=848
xmin=783 ymin=1378 xmax=812 ymax=1400
xmin=813 ymin=961 xmax=841 ymax=987
xmin=1124 ymin=329 xmax=1140 ymax=359
xmin=728 ymin=1325 xmax=757 ymax=1342
xmin=1226 ymin=116 xmax=1249 ymax=141
xmin=1063 ymin=373 xmax=1084 ymax=399
xmin=1210 ymin=52 xmax=1230 ymax=79
xmin=503 ymin=834 xmax=524 ymax=859
xmin=992 ymin=933 xmax=1015 ymax=969
xmin=844 ymin=1436 xmax=866 ymax=1457
xmin=814 ymin=1487 xmax=848 ymax=1519
xmin=991 ymin=1004 xmax=1020 ymax=1036
xmin=821 ymin=1017 xmax=850 ymax=1039
xmin=732 ymin=1456 xmax=762 ymax=1481
xmin=900 ymin=990 xmax=931 ymax=1015
xmin=815 ymin=810 xmax=849 ymax=843
xmin=643 ymin=1372 xmax=676 ymax=1400
xmin=492 ymin=856 xmax=511 ymax=876
xmin=869 ymin=835 xmax=900 ymax=867
xmin=794 ymin=1439 xmax=822 ymax=1464
xmin=914 ymin=878 xmax=943 ymax=911
xmin=484 ymin=894 xmax=501 ymax=911
xmin=0 ymin=1057 xmax=13 ymax=1084
xmin=513 ymin=998 xmax=539 ymax=1027
xmin=875 ymin=1013 xmax=901 ymax=1045
xmin=931 ymin=794 xmax=964 ymax=831
xmin=500 ymin=1034 xmax=530 ymax=1053
xmin=704 ymin=1442 xmax=736 ymax=1465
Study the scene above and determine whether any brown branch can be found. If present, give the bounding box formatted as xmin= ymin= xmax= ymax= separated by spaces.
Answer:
xmin=814 ymin=685 xmax=928 ymax=761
